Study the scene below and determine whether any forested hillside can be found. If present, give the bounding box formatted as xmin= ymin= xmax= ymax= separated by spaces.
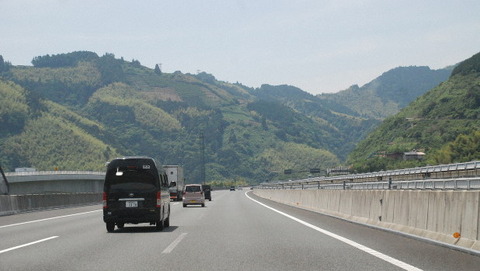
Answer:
xmin=318 ymin=66 xmax=452 ymax=119
xmin=0 ymin=50 xmax=469 ymax=183
xmin=348 ymin=52 xmax=480 ymax=172
xmin=0 ymin=52 xmax=343 ymax=184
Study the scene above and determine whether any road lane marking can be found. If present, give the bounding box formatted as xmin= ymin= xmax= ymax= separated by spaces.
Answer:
xmin=0 ymin=236 xmax=59 ymax=254
xmin=162 ymin=233 xmax=188 ymax=254
xmin=0 ymin=210 xmax=101 ymax=229
xmin=246 ymin=192 xmax=423 ymax=271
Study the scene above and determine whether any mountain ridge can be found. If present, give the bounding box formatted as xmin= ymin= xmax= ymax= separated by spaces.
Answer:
xmin=347 ymin=52 xmax=480 ymax=172
xmin=0 ymin=51 xmax=463 ymax=184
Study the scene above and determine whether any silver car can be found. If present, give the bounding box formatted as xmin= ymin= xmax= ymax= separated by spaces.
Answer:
xmin=182 ymin=184 xmax=205 ymax=207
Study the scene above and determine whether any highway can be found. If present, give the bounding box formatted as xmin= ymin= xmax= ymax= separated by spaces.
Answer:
xmin=1 ymin=190 xmax=480 ymax=271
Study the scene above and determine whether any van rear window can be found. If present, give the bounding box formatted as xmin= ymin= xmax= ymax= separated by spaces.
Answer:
xmin=106 ymin=169 xmax=157 ymax=191
xmin=185 ymin=186 xmax=201 ymax=192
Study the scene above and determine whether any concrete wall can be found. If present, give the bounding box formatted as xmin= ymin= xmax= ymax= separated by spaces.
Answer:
xmin=0 ymin=193 xmax=102 ymax=216
xmin=0 ymin=172 xmax=104 ymax=216
xmin=254 ymin=189 xmax=480 ymax=251
xmin=6 ymin=172 xmax=104 ymax=194
xmin=8 ymin=179 xmax=104 ymax=194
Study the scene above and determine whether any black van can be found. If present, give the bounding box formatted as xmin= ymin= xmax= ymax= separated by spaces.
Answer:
xmin=202 ymin=184 xmax=212 ymax=201
xmin=103 ymin=157 xmax=170 ymax=232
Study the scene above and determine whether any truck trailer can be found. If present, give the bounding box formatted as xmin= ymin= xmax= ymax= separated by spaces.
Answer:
xmin=164 ymin=165 xmax=184 ymax=201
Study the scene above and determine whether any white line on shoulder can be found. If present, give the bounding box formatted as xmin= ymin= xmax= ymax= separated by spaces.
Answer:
xmin=245 ymin=192 xmax=422 ymax=271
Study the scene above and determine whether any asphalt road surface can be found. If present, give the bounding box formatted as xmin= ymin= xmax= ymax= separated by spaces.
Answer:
xmin=1 ymin=190 xmax=480 ymax=270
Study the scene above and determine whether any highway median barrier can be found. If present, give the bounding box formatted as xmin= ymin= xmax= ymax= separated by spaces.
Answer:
xmin=0 ymin=193 xmax=102 ymax=216
xmin=253 ymin=189 xmax=480 ymax=253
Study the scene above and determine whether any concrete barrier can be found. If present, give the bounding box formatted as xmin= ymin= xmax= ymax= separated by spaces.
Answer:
xmin=6 ymin=172 xmax=104 ymax=194
xmin=0 ymin=193 xmax=102 ymax=216
xmin=254 ymin=189 xmax=480 ymax=252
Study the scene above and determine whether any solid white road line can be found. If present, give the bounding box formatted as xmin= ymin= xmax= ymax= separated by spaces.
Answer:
xmin=0 ymin=210 xmax=102 ymax=229
xmin=245 ymin=192 xmax=423 ymax=271
xmin=162 ymin=233 xmax=188 ymax=254
xmin=0 ymin=236 xmax=59 ymax=254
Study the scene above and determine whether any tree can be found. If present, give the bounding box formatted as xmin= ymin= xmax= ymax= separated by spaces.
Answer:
xmin=95 ymin=53 xmax=125 ymax=85
xmin=0 ymin=55 xmax=11 ymax=72
xmin=31 ymin=51 xmax=98 ymax=68
xmin=0 ymin=55 xmax=4 ymax=72
xmin=261 ymin=116 xmax=268 ymax=130
xmin=154 ymin=64 xmax=162 ymax=75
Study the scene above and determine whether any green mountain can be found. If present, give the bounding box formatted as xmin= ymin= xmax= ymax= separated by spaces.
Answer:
xmin=248 ymin=66 xmax=453 ymax=158
xmin=0 ymin=80 xmax=120 ymax=170
xmin=0 ymin=51 xmax=467 ymax=183
xmin=318 ymin=66 xmax=452 ymax=119
xmin=251 ymin=84 xmax=380 ymax=158
xmin=0 ymin=52 xmax=343 ymax=184
xmin=347 ymin=52 xmax=480 ymax=172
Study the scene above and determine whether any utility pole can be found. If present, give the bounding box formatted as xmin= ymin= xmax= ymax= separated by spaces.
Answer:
xmin=200 ymin=132 xmax=205 ymax=184
xmin=0 ymin=165 xmax=9 ymax=195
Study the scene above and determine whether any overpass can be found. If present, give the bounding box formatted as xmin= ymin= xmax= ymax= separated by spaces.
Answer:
xmin=5 ymin=171 xmax=104 ymax=194
xmin=0 ymin=171 xmax=104 ymax=216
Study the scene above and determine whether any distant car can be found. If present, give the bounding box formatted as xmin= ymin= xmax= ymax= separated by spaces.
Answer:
xmin=183 ymin=184 xmax=205 ymax=207
xmin=203 ymin=185 xmax=212 ymax=201
xmin=230 ymin=186 xmax=235 ymax=191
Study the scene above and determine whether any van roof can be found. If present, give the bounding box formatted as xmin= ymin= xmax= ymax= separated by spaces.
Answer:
xmin=106 ymin=157 xmax=165 ymax=172
xmin=114 ymin=156 xmax=155 ymax=160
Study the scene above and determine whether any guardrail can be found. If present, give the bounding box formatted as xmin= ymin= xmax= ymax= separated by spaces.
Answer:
xmin=259 ymin=161 xmax=480 ymax=190
xmin=262 ymin=177 xmax=480 ymax=190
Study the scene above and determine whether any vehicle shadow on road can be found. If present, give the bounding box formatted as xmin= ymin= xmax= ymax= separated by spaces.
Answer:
xmin=111 ymin=225 xmax=179 ymax=233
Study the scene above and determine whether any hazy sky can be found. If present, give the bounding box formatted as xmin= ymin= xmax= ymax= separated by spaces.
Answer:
xmin=1 ymin=0 xmax=479 ymax=94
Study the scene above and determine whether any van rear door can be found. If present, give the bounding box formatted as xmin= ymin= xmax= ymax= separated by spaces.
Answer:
xmin=105 ymin=160 xmax=159 ymax=213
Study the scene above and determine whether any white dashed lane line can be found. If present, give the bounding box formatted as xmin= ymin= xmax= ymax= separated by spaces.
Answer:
xmin=0 ymin=236 xmax=59 ymax=255
xmin=162 ymin=233 xmax=188 ymax=254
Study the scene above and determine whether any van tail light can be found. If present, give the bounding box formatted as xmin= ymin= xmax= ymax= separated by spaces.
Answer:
xmin=156 ymin=191 xmax=161 ymax=207
xmin=103 ymin=192 xmax=108 ymax=208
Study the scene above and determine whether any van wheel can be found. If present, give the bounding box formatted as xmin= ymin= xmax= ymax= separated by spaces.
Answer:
xmin=183 ymin=204 xmax=187 ymax=207
xmin=106 ymin=222 xmax=115 ymax=232
xmin=201 ymin=203 xmax=205 ymax=207
xmin=117 ymin=223 xmax=124 ymax=229
xmin=155 ymin=220 xmax=164 ymax=231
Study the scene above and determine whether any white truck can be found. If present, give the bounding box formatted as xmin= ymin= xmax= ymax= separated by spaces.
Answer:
xmin=163 ymin=165 xmax=184 ymax=201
